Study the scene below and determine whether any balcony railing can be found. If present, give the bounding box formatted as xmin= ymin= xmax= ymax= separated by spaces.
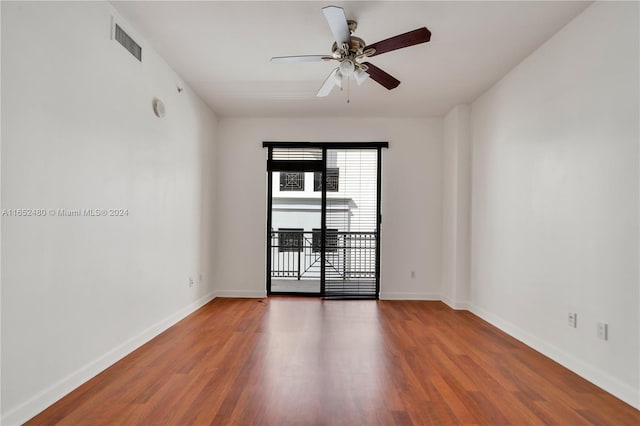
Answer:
xmin=270 ymin=230 xmax=376 ymax=280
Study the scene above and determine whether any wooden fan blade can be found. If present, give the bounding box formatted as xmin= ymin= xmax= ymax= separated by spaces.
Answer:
xmin=322 ymin=6 xmax=351 ymax=48
xmin=362 ymin=62 xmax=400 ymax=90
xmin=316 ymin=68 xmax=339 ymax=97
xmin=271 ymin=55 xmax=332 ymax=63
xmin=365 ymin=27 xmax=431 ymax=57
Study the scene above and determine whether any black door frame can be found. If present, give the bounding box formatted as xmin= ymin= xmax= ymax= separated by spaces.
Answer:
xmin=264 ymin=141 xmax=388 ymax=298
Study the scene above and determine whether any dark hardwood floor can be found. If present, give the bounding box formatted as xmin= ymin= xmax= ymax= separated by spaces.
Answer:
xmin=27 ymin=298 xmax=640 ymax=425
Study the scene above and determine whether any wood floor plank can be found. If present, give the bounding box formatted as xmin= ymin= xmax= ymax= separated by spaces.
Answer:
xmin=428 ymin=374 xmax=477 ymax=424
xmin=25 ymin=298 xmax=640 ymax=425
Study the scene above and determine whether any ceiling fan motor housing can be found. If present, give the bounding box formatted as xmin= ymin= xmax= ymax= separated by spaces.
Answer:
xmin=332 ymin=36 xmax=366 ymax=57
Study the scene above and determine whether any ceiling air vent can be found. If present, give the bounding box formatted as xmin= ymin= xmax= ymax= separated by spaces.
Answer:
xmin=114 ymin=23 xmax=141 ymax=61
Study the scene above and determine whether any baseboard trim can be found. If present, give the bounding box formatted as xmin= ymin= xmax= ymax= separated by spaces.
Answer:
xmin=440 ymin=296 xmax=470 ymax=310
xmin=1 ymin=292 xmax=217 ymax=426
xmin=214 ymin=290 xmax=267 ymax=298
xmin=469 ymin=303 xmax=640 ymax=410
xmin=378 ymin=292 xmax=441 ymax=300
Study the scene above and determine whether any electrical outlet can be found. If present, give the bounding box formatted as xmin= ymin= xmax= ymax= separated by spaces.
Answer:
xmin=568 ymin=312 xmax=577 ymax=328
xmin=597 ymin=322 xmax=608 ymax=340
xmin=189 ymin=277 xmax=194 ymax=288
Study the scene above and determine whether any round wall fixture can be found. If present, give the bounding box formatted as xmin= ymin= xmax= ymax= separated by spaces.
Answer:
xmin=152 ymin=98 xmax=166 ymax=118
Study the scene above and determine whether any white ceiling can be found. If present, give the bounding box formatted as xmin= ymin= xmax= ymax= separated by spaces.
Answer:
xmin=112 ymin=1 xmax=591 ymax=117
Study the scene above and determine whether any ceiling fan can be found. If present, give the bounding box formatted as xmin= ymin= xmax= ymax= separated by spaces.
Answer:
xmin=271 ymin=6 xmax=431 ymax=97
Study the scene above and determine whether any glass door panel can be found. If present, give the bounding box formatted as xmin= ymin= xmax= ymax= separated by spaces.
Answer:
xmin=269 ymin=170 xmax=321 ymax=294
xmin=324 ymin=149 xmax=379 ymax=299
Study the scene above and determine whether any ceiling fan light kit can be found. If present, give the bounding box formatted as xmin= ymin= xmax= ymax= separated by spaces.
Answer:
xmin=354 ymin=68 xmax=369 ymax=85
xmin=339 ymin=59 xmax=355 ymax=76
xmin=271 ymin=5 xmax=431 ymax=99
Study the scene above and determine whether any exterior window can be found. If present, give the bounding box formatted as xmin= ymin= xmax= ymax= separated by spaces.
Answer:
xmin=280 ymin=172 xmax=305 ymax=191
xmin=314 ymin=168 xmax=339 ymax=192
xmin=312 ymin=228 xmax=338 ymax=252
xmin=278 ymin=228 xmax=303 ymax=252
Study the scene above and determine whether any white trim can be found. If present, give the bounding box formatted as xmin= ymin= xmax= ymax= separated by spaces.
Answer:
xmin=1 ymin=292 xmax=216 ymax=426
xmin=469 ymin=303 xmax=640 ymax=410
xmin=440 ymin=296 xmax=470 ymax=310
xmin=213 ymin=290 xmax=267 ymax=298
xmin=378 ymin=292 xmax=441 ymax=301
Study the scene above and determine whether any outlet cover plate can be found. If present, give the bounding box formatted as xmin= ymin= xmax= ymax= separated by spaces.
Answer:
xmin=597 ymin=322 xmax=608 ymax=340
xmin=568 ymin=312 xmax=577 ymax=328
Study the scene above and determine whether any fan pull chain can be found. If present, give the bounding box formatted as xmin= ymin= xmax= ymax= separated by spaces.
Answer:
xmin=347 ymin=75 xmax=351 ymax=104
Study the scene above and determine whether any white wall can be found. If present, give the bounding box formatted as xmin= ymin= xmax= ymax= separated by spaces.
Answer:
xmin=1 ymin=2 xmax=218 ymax=423
xmin=470 ymin=1 xmax=639 ymax=408
xmin=214 ymin=117 xmax=442 ymax=299
xmin=441 ymin=104 xmax=471 ymax=309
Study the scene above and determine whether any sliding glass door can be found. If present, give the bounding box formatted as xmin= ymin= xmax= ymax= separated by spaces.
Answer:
xmin=265 ymin=142 xmax=386 ymax=299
